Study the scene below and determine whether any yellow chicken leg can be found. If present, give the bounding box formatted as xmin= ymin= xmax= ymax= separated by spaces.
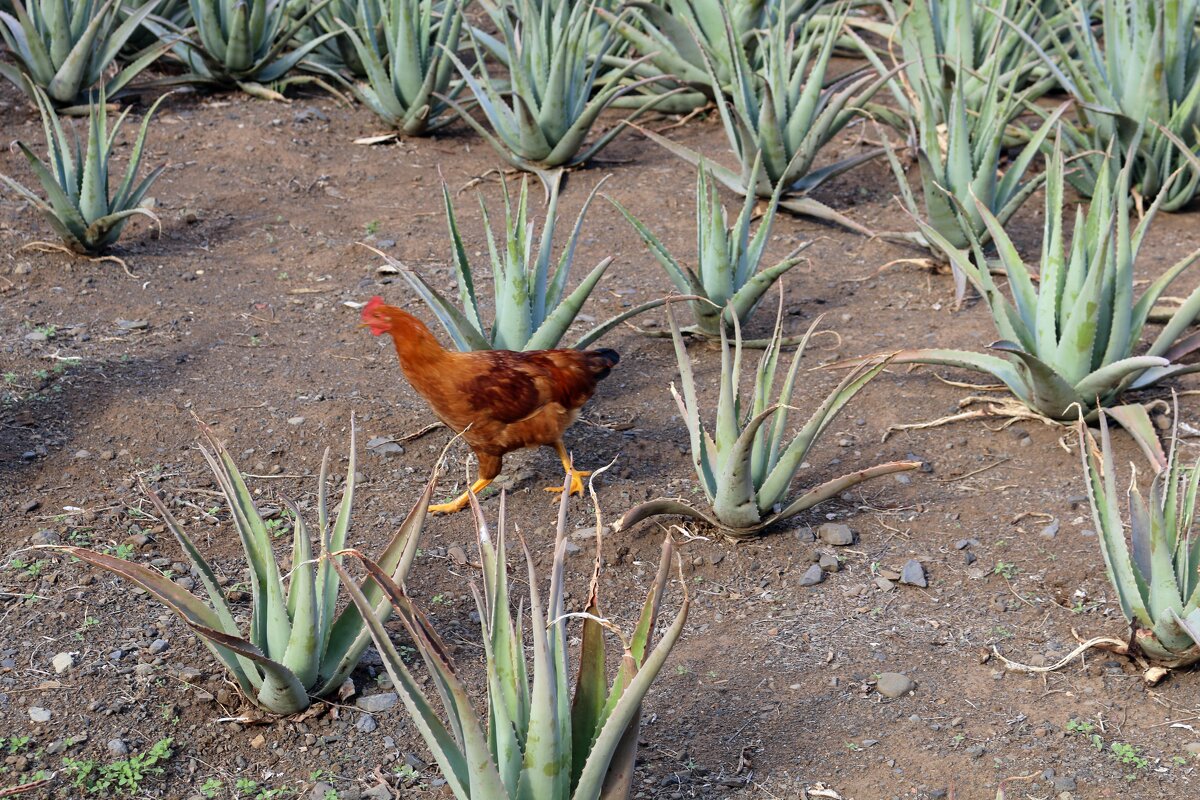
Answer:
xmin=429 ymin=478 xmax=493 ymax=516
xmin=544 ymin=442 xmax=590 ymax=497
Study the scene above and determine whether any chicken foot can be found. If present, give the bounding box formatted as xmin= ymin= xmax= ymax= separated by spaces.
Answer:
xmin=544 ymin=442 xmax=590 ymax=497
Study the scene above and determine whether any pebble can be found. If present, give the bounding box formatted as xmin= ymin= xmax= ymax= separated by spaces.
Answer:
xmin=818 ymin=553 xmax=840 ymax=573
xmin=875 ymin=673 xmax=914 ymax=698
xmin=366 ymin=436 xmax=404 ymax=456
xmin=20 ymin=500 xmax=40 ymax=513
xmin=107 ymin=739 xmax=129 ymax=757
xmin=817 ymin=523 xmax=854 ymax=546
xmin=874 ymin=576 xmax=896 ymax=592
xmin=28 ymin=707 xmax=51 ymax=722
xmin=24 ymin=331 xmax=47 ymax=343
xmin=1040 ymin=520 xmax=1060 ymax=539
xmin=30 ymin=529 xmax=61 ymax=546
xmin=1053 ymin=777 xmax=1076 ymax=792
xmin=52 ymin=652 xmax=74 ymax=674
xmin=310 ymin=784 xmax=336 ymax=800
xmin=356 ymin=714 xmax=378 ymax=733
xmin=899 ymin=560 xmax=927 ymax=588
xmin=798 ymin=564 xmax=825 ymax=587
xmin=149 ymin=638 xmax=169 ymax=654
xmin=250 ymin=733 xmax=266 ymax=749
xmin=954 ymin=538 xmax=980 ymax=550
xmin=287 ymin=416 xmax=306 ymax=426
xmin=356 ymin=692 xmax=398 ymax=713
xmin=74 ymin=449 xmax=91 ymax=459
xmin=116 ymin=319 xmax=148 ymax=331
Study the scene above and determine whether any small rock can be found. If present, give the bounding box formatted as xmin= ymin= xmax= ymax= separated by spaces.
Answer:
xmin=798 ymin=564 xmax=825 ymax=587
xmin=21 ymin=500 xmax=41 ymax=513
xmin=249 ymin=733 xmax=266 ymax=749
xmin=107 ymin=739 xmax=129 ymax=757
xmin=1052 ymin=777 xmax=1076 ymax=792
xmin=1184 ymin=742 xmax=1200 ymax=756
xmin=366 ymin=436 xmax=404 ymax=456
xmin=25 ymin=331 xmax=47 ymax=343
xmin=1040 ymin=519 xmax=1060 ymax=539
xmin=818 ymin=553 xmax=840 ymax=573
xmin=899 ymin=559 xmax=927 ymax=588
xmin=966 ymin=744 xmax=986 ymax=759
xmin=74 ymin=449 xmax=91 ymax=459
xmin=29 ymin=529 xmax=61 ymax=546
xmin=51 ymin=652 xmax=74 ymax=674
xmin=792 ymin=526 xmax=815 ymax=543
xmin=28 ymin=707 xmax=51 ymax=723
xmin=116 ymin=319 xmax=148 ymax=331
xmin=875 ymin=673 xmax=915 ymax=698
xmin=447 ymin=545 xmax=468 ymax=566
xmin=310 ymin=784 xmax=337 ymax=800
xmin=45 ymin=740 xmax=68 ymax=756
xmin=178 ymin=667 xmax=203 ymax=683
xmin=894 ymin=473 xmax=911 ymax=485
xmin=356 ymin=714 xmax=378 ymax=733
xmin=99 ymin=450 xmax=115 ymax=461
xmin=356 ymin=692 xmax=398 ymax=713
xmin=287 ymin=416 xmax=305 ymax=426
xmin=135 ymin=663 xmax=154 ymax=678
xmin=817 ymin=523 xmax=854 ymax=546
xmin=149 ymin=638 xmax=169 ymax=654
xmin=874 ymin=576 xmax=896 ymax=592
xmin=954 ymin=538 xmax=980 ymax=550
xmin=563 ymin=540 xmax=581 ymax=555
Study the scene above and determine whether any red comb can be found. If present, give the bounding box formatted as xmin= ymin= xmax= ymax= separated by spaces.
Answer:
xmin=362 ymin=295 xmax=385 ymax=317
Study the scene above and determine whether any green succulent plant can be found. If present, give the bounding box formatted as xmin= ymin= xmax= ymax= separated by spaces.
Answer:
xmin=599 ymin=0 xmax=827 ymax=111
xmin=54 ymin=422 xmax=435 ymax=714
xmin=443 ymin=0 xmax=665 ymax=178
xmin=119 ymin=0 xmax=192 ymax=58
xmin=295 ymin=0 xmax=379 ymax=77
xmin=638 ymin=7 xmax=893 ymax=234
xmin=378 ymin=174 xmax=665 ymax=351
xmin=0 ymin=0 xmax=170 ymax=109
xmin=332 ymin=482 xmax=689 ymax=800
xmin=145 ymin=0 xmax=342 ymax=99
xmin=875 ymin=139 xmax=1200 ymax=421
xmin=0 ymin=83 xmax=167 ymax=255
xmin=610 ymin=157 xmax=808 ymax=338
xmin=337 ymin=0 xmax=465 ymax=134
xmin=617 ymin=297 xmax=920 ymax=537
xmin=1080 ymin=401 xmax=1200 ymax=668
xmin=879 ymin=65 xmax=1069 ymax=277
xmin=1022 ymin=0 xmax=1200 ymax=208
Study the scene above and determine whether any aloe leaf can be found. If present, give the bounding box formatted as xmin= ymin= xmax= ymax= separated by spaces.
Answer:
xmin=769 ymin=461 xmax=923 ymax=525
xmin=330 ymin=556 xmax=480 ymax=798
xmin=613 ymin=498 xmax=725 ymax=533
xmin=1105 ymin=403 xmax=1168 ymax=472
xmin=525 ymin=257 xmax=613 ymax=351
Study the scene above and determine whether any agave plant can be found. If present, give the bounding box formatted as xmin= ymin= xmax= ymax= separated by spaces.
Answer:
xmin=442 ymin=0 xmax=665 ymax=177
xmin=51 ymin=422 xmax=436 ymax=715
xmin=609 ymin=157 xmax=809 ymax=338
xmin=1021 ymin=0 xmax=1200 ymax=207
xmin=879 ymin=64 xmax=1069 ymax=270
xmin=875 ymin=140 xmax=1200 ymax=421
xmin=338 ymin=0 xmax=465 ymax=134
xmin=294 ymin=0 xmax=379 ymax=77
xmin=0 ymin=84 xmax=167 ymax=255
xmin=0 ymin=0 xmax=169 ymax=108
xmin=638 ymin=8 xmax=893 ymax=233
xmin=380 ymin=174 xmax=663 ymax=351
xmin=617 ymin=298 xmax=920 ymax=537
xmin=144 ymin=0 xmax=341 ymax=99
xmin=331 ymin=480 xmax=689 ymax=800
xmin=1080 ymin=402 xmax=1200 ymax=668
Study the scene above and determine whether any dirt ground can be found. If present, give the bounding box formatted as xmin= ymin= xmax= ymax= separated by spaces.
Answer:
xmin=3 ymin=61 xmax=1200 ymax=800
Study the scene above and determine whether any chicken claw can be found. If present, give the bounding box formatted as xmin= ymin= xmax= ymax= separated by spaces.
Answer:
xmin=544 ymin=469 xmax=591 ymax=497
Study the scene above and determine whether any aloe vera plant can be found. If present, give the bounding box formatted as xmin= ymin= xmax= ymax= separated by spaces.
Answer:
xmin=379 ymin=174 xmax=663 ymax=351
xmin=617 ymin=298 xmax=920 ymax=537
xmin=0 ymin=84 xmax=167 ymax=255
xmin=337 ymin=0 xmax=465 ymax=134
xmin=610 ymin=158 xmax=808 ymax=338
xmin=0 ymin=0 xmax=169 ymax=108
xmin=51 ymin=422 xmax=435 ymax=715
xmin=599 ymin=0 xmax=825 ymax=110
xmin=120 ymin=0 xmax=192 ymax=58
xmin=866 ymin=0 xmax=1052 ymax=129
xmin=331 ymin=481 xmax=689 ymax=800
xmin=875 ymin=140 xmax=1200 ymax=421
xmin=880 ymin=64 xmax=1069 ymax=266
xmin=443 ymin=0 xmax=664 ymax=176
xmin=296 ymin=0 xmax=379 ymax=77
xmin=1080 ymin=402 xmax=1200 ymax=667
xmin=1021 ymin=0 xmax=1200 ymax=208
xmin=145 ymin=0 xmax=341 ymax=99
xmin=638 ymin=8 xmax=893 ymax=233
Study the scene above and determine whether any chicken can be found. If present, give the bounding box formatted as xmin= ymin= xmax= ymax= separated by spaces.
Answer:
xmin=360 ymin=296 xmax=620 ymax=515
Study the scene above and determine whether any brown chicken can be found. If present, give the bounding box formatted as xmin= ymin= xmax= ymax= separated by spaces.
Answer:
xmin=361 ymin=296 xmax=620 ymax=514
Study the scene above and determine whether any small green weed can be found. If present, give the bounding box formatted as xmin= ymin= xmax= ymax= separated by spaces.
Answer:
xmin=62 ymin=737 xmax=173 ymax=795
